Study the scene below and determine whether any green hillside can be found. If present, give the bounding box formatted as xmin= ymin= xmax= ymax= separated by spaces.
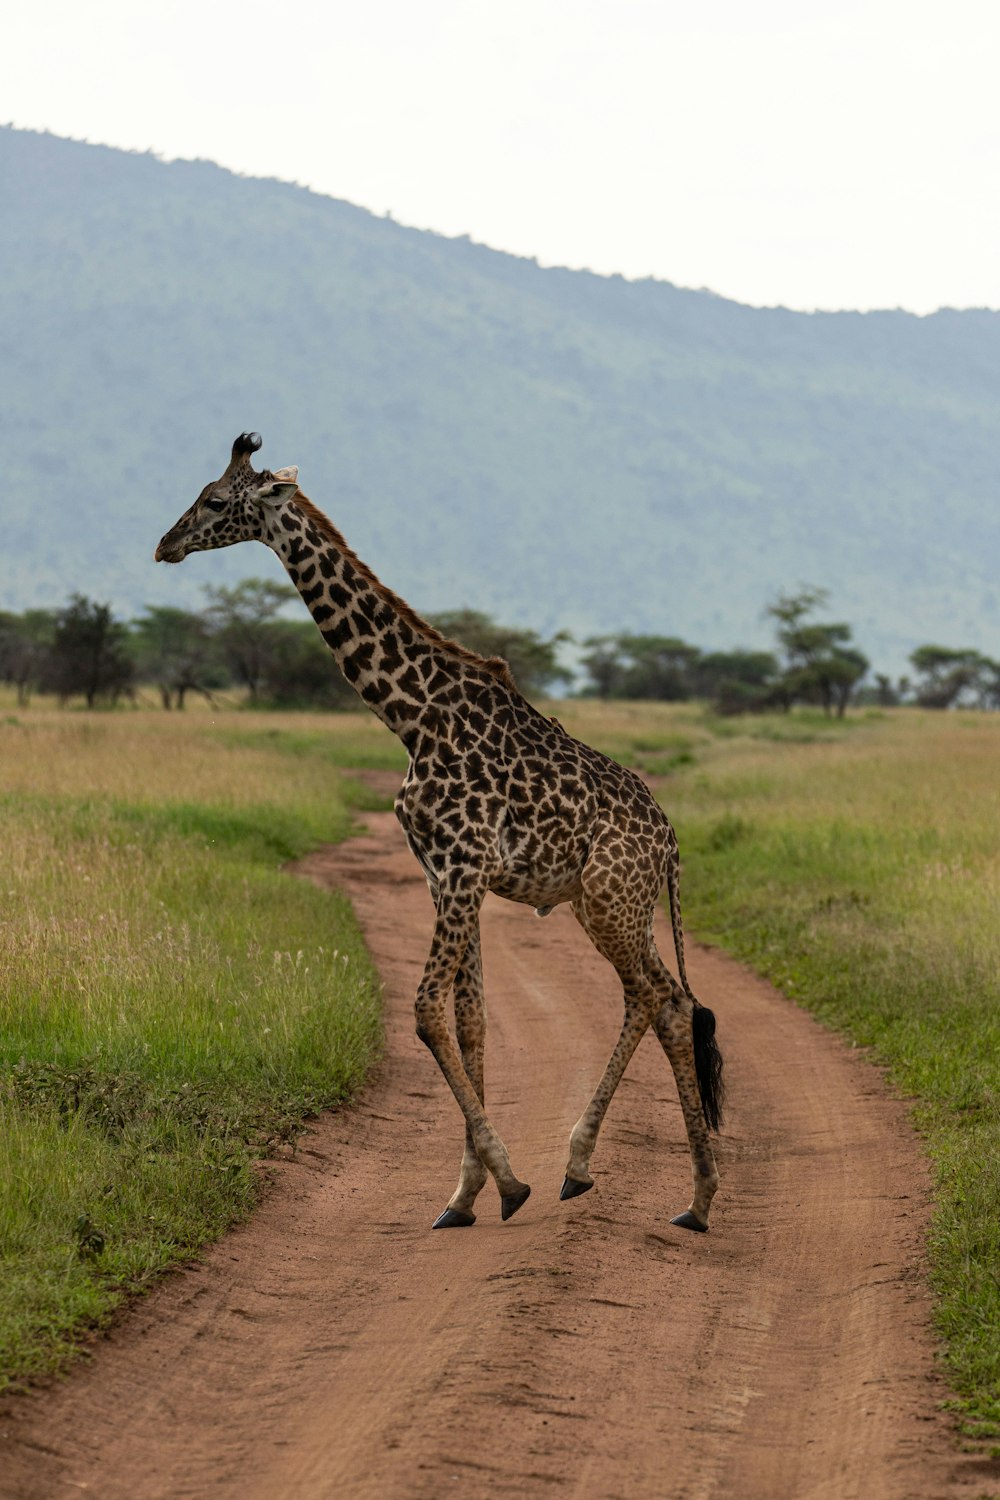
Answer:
xmin=2 ymin=126 xmax=998 ymax=672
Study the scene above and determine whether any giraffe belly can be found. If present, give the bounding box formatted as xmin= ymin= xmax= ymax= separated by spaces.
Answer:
xmin=489 ymin=863 xmax=584 ymax=910
xmin=491 ymin=809 xmax=593 ymax=909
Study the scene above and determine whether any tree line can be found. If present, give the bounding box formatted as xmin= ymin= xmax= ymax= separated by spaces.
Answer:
xmin=0 ymin=585 xmax=572 ymax=710
xmin=583 ymin=589 xmax=1000 ymax=713
xmin=1 ymin=582 xmax=997 ymax=714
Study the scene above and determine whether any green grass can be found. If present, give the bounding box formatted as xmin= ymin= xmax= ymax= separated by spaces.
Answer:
xmin=0 ymin=706 xmax=384 ymax=1390
xmin=703 ymin=705 xmax=878 ymax=742
xmin=215 ymin=722 xmax=408 ymax=774
xmin=5 ymin=695 xmax=999 ymax=1442
xmin=629 ymin=706 xmax=1000 ymax=1441
xmin=555 ymin=701 xmax=999 ymax=1438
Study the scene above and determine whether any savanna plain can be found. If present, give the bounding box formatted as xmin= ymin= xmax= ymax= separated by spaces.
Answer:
xmin=1 ymin=695 xmax=997 ymax=1455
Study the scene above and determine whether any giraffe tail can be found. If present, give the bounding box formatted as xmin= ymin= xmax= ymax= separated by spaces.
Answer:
xmin=692 ymin=1002 xmax=725 ymax=1133
xmin=665 ymin=840 xmax=696 ymax=1004
xmin=666 ymin=842 xmax=725 ymax=1132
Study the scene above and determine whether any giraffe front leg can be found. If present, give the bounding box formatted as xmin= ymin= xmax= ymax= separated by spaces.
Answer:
xmin=416 ymin=896 xmax=530 ymax=1225
xmin=561 ymin=989 xmax=653 ymax=1201
xmin=433 ymin=930 xmax=490 ymax=1229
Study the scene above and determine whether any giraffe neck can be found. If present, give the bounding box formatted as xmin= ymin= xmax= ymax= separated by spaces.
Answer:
xmin=262 ymin=491 xmax=510 ymax=744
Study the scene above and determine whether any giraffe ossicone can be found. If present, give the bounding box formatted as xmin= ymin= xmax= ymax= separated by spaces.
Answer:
xmin=155 ymin=433 xmax=725 ymax=1231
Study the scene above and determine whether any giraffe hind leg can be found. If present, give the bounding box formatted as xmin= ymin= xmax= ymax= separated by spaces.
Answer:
xmin=646 ymin=946 xmax=721 ymax=1230
xmin=561 ymin=977 xmax=655 ymax=1199
xmin=562 ymin=862 xmax=660 ymax=1199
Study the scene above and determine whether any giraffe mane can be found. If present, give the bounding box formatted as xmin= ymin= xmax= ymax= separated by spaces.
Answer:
xmin=292 ymin=493 xmax=518 ymax=691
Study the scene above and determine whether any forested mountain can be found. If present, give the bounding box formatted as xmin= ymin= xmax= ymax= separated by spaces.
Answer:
xmin=2 ymin=125 xmax=998 ymax=673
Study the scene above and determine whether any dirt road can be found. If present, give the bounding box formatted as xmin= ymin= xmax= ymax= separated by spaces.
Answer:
xmin=3 ymin=806 xmax=996 ymax=1499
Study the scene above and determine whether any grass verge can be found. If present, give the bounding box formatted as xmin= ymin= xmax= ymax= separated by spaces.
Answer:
xmin=0 ymin=709 xmax=385 ymax=1390
xmin=608 ymin=705 xmax=999 ymax=1443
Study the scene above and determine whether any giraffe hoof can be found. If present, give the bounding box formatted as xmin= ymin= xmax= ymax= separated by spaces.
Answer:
xmin=670 ymin=1210 xmax=709 ymax=1233
xmin=432 ymin=1208 xmax=476 ymax=1229
xmin=500 ymin=1184 xmax=531 ymax=1222
xmin=559 ymin=1176 xmax=594 ymax=1201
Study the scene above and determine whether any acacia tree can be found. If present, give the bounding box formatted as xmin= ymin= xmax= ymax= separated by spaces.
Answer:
xmin=0 ymin=609 xmax=56 ymax=705
xmin=766 ymin=587 xmax=869 ymax=717
xmin=259 ymin=618 xmax=358 ymax=709
xmin=696 ymin=648 xmax=779 ymax=714
xmin=616 ymin=635 xmax=702 ymax=701
xmin=203 ymin=578 xmax=298 ymax=703
xmin=580 ymin=636 xmax=627 ymax=700
xmin=909 ymin=646 xmax=993 ymax=709
xmin=579 ymin=634 xmax=702 ymax=700
xmin=43 ymin=596 xmax=134 ymax=708
xmin=871 ymin=673 xmax=900 ymax=707
xmin=976 ymin=658 xmax=1000 ymax=710
xmin=427 ymin=609 xmax=572 ymax=697
xmin=579 ymin=635 xmax=779 ymax=708
xmin=131 ymin=605 xmax=220 ymax=709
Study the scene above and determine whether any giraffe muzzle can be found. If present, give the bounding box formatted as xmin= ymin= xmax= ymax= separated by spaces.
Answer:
xmin=154 ymin=534 xmax=187 ymax=563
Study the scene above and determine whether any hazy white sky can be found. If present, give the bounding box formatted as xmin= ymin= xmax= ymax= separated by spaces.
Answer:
xmin=7 ymin=0 xmax=999 ymax=312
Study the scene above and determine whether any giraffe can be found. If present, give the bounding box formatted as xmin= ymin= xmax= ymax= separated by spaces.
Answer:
xmin=155 ymin=433 xmax=725 ymax=1232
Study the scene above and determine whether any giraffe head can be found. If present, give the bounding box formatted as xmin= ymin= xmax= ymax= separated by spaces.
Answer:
xmin=154 ymin=432 xmax=300 ymax=563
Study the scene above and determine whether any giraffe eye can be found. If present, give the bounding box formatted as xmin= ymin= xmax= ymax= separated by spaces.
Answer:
xmin=203 ymin=498 xmax=226 ymax=512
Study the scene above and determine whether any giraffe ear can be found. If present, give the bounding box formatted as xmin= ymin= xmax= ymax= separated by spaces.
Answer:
xmin=272 ymin=466 xmax=299 ymax=483
xmin=256 ymin=479 xmax=299 ymax=505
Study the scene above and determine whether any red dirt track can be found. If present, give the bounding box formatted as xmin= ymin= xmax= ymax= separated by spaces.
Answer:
xmin=3 ymin=806 xmax=997 ymax=1499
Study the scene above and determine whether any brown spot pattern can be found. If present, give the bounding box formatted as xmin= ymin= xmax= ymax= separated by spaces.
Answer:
xmin=154 ymin=436 xmax=721 ymax=1227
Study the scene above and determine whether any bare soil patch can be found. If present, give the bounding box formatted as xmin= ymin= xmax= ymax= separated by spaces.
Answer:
xmin=3 ymin=806 xmax=996 ymax=1499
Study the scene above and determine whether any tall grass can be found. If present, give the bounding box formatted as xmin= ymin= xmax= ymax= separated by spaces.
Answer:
xmin=558 ymin=701 xmax=1000 ymax=1439
xmin=0 ymin=706 xmax=385 ymax=1389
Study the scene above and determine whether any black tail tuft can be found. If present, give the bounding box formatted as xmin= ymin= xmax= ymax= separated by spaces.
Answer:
xmin=692 ymin=1002 xmax=725 ymax=1133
